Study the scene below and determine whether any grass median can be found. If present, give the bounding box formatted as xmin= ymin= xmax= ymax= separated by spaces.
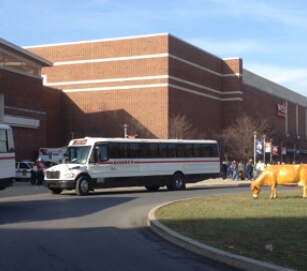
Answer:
xmin=155 ymin=190 xmax=307 ymax=271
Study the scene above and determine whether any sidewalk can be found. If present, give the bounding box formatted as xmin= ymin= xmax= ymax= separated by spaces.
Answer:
xmin=186 ymin=177 xmax=252 ymax=189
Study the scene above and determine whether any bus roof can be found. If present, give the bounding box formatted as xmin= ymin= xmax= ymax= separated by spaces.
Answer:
xmin=0 ymin=124 xmax=12 ymax=130
xmin=69 ymin=137 xmax=218 ymax=146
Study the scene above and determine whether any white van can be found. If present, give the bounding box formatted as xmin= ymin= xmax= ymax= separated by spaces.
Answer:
xmin=15 ymin=160 xmax=34 ymax=181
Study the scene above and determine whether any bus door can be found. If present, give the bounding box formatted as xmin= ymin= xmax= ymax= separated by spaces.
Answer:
xmin=87 ymin=143 xmax=112 ymax=182
xmin=88 ymin=142 xmax=140 ymax=180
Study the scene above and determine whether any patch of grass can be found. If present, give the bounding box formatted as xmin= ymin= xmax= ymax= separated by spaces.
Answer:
xmin=155 ymin=190 xmax=307 ymax=271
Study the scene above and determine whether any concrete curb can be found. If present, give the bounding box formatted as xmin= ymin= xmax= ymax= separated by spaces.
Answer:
xmin=147 ymin=203 xmax=293 ymax=271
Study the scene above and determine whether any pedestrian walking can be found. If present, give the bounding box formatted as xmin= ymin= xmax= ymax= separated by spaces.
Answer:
xmin=246 ymin=159 xmax=254 ymax=180
xmin=232 ymin=160 xmax=239 ymax=180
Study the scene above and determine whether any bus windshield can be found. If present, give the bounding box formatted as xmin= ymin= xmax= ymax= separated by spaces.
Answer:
xmin=63 ymin=146 xmax=91 ymax=164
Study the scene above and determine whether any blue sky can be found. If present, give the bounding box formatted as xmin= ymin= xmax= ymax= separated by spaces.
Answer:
xmin=1 ymin=0 xmax=307 ymax=96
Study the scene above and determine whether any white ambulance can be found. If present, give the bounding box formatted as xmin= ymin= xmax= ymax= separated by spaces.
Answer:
xmin=38 ymin=147 xmax=67 ymax=164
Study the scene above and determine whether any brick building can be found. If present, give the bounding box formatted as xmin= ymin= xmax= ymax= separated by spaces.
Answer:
xmin=1 ymin=33 xmax=307 ymax=162
xmin=0 ymin=38 xmax=54 ymax=160
xmin=26 ymin=34 xmax=244 ymax=141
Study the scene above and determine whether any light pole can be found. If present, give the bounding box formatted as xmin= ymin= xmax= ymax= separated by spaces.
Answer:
xmin=70 ymin=132 xmax=75 ymax=139
xmin=123 ymin=124 xmax=129 ymax=138
xmin=263 ymin=135 xmax=266 ymax=164
xmin=253 ymin=131 xmax=257 ymax=165
xmin=294 ymin=135 xmax=300 ymax=164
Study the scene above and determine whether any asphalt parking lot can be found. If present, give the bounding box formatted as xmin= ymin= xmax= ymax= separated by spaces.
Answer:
xmin=0 ymin=180 xmax=48 ymax=197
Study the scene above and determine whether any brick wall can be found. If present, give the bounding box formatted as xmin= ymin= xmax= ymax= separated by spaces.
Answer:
xmin=27 ymin=34 xmax=248 ymax=141
xmin=28 ymin=35 xmax=171 ymax=140
xmin=43 ymin=86 xmax=63 ymax=146
xmin=0 ymin=69 xmax=46 ymax=160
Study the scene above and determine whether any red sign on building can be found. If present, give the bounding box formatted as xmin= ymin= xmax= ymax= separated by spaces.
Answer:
xmin=276 ymin=103 xmax=286 ymax=118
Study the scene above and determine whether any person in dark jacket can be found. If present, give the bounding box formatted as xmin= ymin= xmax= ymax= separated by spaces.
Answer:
xmin=221 ymin=161 xmax=227 ymax=180
xmin=246 ymin=159 xmax=254 ymax=180
xmin=31 ymin=159 xmax=45 ymax=185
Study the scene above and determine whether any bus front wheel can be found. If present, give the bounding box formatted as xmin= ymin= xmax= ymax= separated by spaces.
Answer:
xmin=169 ymin=173 xmax=186 ymax=190
xmin=76 ymin=176 xmax=90 ymax=196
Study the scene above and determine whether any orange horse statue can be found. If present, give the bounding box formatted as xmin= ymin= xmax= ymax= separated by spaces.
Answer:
xmin=250 ymin=164 xmax=307 ymax=199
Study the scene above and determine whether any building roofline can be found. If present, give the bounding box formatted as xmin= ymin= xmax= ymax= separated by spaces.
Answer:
xmin=23 ymin=33 xmax=170 ymax=49
xmin=23 ymin=32 xmax=240 ymax=66
xmin=243 ymin=69 xmax=307 ymax=107
xmin=0 ymin=37 xmax=52 ymax=67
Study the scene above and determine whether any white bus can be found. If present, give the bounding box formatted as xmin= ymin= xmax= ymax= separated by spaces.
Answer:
xmin=44 ymin=137 xmax=220 ymax=196
xmin=0 ymin=124 xmax=15 ymax=190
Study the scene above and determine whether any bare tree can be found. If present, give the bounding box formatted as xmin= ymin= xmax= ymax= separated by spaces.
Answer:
xmin=127 ymin=117 xmax=153 ymax=138
xmin=218 ymin=115 xmax=273 ymax=163
xmin=169 ymin=114 xmax=200 ymax=139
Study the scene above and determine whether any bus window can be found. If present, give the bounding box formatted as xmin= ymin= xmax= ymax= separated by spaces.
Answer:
xmin=193 ymin=144 xmax=201 ymax=157
xmin=202 ymin=144 xmax=218 ymax=157
xmin=7 ymin=128 xmax=14 ymax=152
xmin=159 ymin=143 xmax=167 ymax=157
xmin=167 ymin=143 xmax=176 ymax=157
xmin=98 ymin=144 xmax=108 ymax=161
xmin=211 ymin=144 xmax=219 ymax=157
xmin=185 ymin=144 xmax=193 ymax=157
xmin=108 ymin=142 xmax=118 ymax=158
xmin=176 ymin=144 xmax=185 ymax=157
xmin=65 ymin=146 xmax=91 ymax=164
xmin=130 ymin=143 xmax=140 ymax=158
xmin=118 ymin=143 xmax=129 ymax=158
xmin=202 ymin=144 xmax=211 ymax=157
xmin=140 ymin=143 xmax=148 ymax=158
xmin=0 ymin=129 xmax=7 ymax=152
xmin=148 ymin=143 xmax=158 ymax=158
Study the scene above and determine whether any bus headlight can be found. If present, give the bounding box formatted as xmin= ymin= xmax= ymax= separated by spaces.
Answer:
xmin=64 ymin=172 xmax=75 ymax=178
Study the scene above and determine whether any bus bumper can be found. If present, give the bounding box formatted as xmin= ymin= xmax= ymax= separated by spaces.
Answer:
xmin=44 ymin=180 xmax=76 ymax=190
xmin=0 ymin=178 xmax=14 ymax=190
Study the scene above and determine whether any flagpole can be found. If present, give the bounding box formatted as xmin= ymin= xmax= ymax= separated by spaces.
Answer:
xmin=280 ymin=141 xmax=283 ymax=164
xmin=270 ymin=139 xmax=272 ymax=164
xmin=253 ymin=131 xmax=257 ymax=165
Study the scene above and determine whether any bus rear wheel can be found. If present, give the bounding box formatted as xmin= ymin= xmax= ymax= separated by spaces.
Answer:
xmin=76 ymin=176 xmax=90 ymax=196
xmin=168 ymin=173 xmax=186 ymax=190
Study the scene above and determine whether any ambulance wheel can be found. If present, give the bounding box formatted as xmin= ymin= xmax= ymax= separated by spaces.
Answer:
xmin=76 ymin=176 xmax=90 ymax=196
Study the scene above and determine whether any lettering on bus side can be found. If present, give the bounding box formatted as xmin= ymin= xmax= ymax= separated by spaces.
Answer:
xmin=113 ymin=160 xmax=134 ymax=165
xmin=97 ymin=178 xmax=105 ymax=183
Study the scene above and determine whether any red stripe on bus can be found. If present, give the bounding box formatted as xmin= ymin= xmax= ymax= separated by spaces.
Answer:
xmin=135 ymin=159 xmax=219 ymax=164
xmin=0 ymin=156 xmax=15 ymax=160
xmin=98 ymin=159 xmax=219 ymax=165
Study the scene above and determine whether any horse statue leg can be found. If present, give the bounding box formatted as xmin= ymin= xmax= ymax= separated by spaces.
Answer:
xmin=270 ymin=185 xmax=277 ymax=199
